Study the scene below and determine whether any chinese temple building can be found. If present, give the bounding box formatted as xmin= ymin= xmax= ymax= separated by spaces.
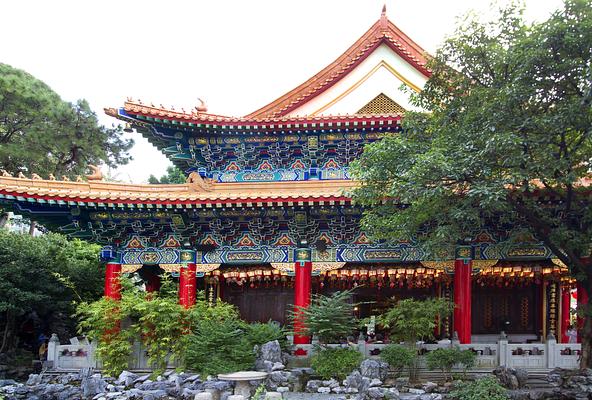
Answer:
xmin=0 ymin=7 xmax=577 ymax=346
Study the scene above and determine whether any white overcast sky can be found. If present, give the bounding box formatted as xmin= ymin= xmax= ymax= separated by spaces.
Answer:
xmin=2 ymin=0 xmax=563 ymax=183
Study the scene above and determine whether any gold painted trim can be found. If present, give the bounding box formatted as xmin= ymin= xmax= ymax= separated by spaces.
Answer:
xmin=552 ymin=258 xmax=568 ymax=270
xmin=312 ymin=60 xmax=422 ymax=116
xmin=121 ymin=264 xmax=142 ymax=273
xmin=421 ymin=261 xmax=454 ymax=270
xmin=195 ymin=263 xmax=221 ymax=273
xmin=472 ymin=259 xmax=499 ymax=269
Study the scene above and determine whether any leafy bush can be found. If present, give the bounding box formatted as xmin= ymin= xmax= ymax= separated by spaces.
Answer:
xmin=449 ymin=376 xmax=508 ymax=400
xmin=184 ymin=318 xmax=255 ymax=376
xmin=77 ymin=277 xmax=188 ymax=377
xmin=378 ymin=298 xmax=453 ymax=343
xmin=246 ymin=321 xmax=288 ymax=350
xmin=311 ymin=347 xmax=363 ymax=380
xmin=426 ymin=348 xmax=476 ymax=381
xmin=290 ymin=289 xmax=358 ymax=343
xmin=380 ymin=344 xmax=416 ymax=378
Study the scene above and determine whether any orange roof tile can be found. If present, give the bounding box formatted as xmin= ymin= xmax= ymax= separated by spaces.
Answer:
xmin=245 ymin=7 xmax=431 ymax=119
xmin=107 ymin=101 xmax=402 ymax=127
xmin=0 ymin=176 xmax=358 ymax=206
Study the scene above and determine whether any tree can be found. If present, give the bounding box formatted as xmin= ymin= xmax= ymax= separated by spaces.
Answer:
xmin=0 ymin=63 xmax=133 ymax=177
xmin=351 ymin=0 xmax=592 ymax=366
xmin=289 ymin=289 xmax=358 ymax=344
xmin=148 ymin=166 xmax=186 ymax=184
xmin=0 ymin=231 xmax=103 ymax=353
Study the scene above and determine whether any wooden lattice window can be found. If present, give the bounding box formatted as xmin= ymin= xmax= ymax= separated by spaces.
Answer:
xmin=357 ymin=93 xmax=406 ymax=115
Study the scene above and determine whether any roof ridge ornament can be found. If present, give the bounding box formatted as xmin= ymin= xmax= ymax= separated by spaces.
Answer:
xmin=195 ymin=98 xmax=208 ymax=113
xmin=380 ymin=4 xmax=388 ymax=30
xmin=186 ymin=171 xmax=213 ymax=192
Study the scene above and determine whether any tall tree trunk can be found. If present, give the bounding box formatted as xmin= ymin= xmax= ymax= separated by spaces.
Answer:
xmin=28 ymin=220 xmax=36 ymax=235
xmin=580 ymin=279 xmax=592 ymax=369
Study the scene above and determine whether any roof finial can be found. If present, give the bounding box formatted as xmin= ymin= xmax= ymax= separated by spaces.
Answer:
xmin=380 ymin=4 xmax=388 ymax=29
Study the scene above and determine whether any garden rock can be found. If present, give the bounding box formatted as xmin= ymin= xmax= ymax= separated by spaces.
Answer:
xmin=195 ymin=393 xmax=214 ymax=400
xmin=360 ymin=359 xmax=389 ymax=381
xmin=116 ymin=371 xmax=139 ymax=387
xmin=422 ymin=382 xmax=438 ymax=393
xmin=26 ymin=374 xmax=42 ymax=386
xmin=306 ymin=379 xmax=323 ymax=392
xmin=82 ymin=374 xmax=107 ymax=398
xmin=493 ymin=366 xmax=528 ymax=390
xmin=265 ymin=392 xmax=282 ymax=399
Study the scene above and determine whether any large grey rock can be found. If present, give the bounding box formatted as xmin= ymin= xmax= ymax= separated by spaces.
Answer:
xmin=116 ymin=370 xmax=139 ymax=387
xmin=26 ymin=374 xmax=42 ymax=386
xmin=82 ymin=374 xmax=106 ymax=398
xmin=255 ymin=340 xmax=284 ymax=370
xmin=0 ymin=378 xmax=18 ymax=387
xmin=306 ymin=379 xmax=323 ymax=392
xmin=195 ymin=393 xmax=214 ymax=400
xmin=360 ymin=359 xmax=389 ymax=381
xmin=493 ymin=367 xmax=528 ymax=390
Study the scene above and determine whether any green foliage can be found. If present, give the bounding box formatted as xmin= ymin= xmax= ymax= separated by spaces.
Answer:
xmin=351 ymin=0 xmax=592 ymax=294
xmin=77 ymin=276 xmax=189 ymax=377
xmin=76 ymin=297 xmax=133 ymax=376
xmin=246 ymin=321 xmax=288 ymax=350
xmin=184 ymin=318 xmax=255 ymax=376
xmin=380 ymin=344 xmax=416 ymax=378
xmin=378 ymin=298 xmax=453 ymax=344
xmin=148 ymin=166 xmax=186 ymax=184
xmin=252 ymin=383 xmax=267 ymax=400
xmin=290 ymin=289 xmax=358 ymax=343
xmin=0 ymin=63 xmax=132 ymax=177
xmin=0 ymin=230 xmax=103 ymax=352
xmin=426 ymin=348 xmax=476 ymax=381
xmin=449 ymin=376 xmax=508 ymax=400
xmin=183 ymin=294 xmax=264 ymax=376
xmin=310 ymin=347 xmax=363 ymax=380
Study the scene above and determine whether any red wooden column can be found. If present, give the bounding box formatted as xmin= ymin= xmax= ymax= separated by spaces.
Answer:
xmin=104 ymin=262 xmax=122 ymax=299
xmin=561 ymin=286 xmax=571 ymax=343
xmin=453 ymin=247 xmax=472 ymax=344
xmin=178 ymin=265 xmax=187 ymax=305
xmin=577 ymin=282 xmax=588 ymax=343
xmin=179 ymin=250 xmax=197 ymax=308
xmin=294 ymin=248 xmax=313 ymax=345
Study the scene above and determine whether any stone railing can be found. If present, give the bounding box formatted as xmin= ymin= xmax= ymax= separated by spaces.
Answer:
xmin=47 ymin=334 xmax=97 ymax=370
xmin=292 ymin=337 xmax=581 ymax=370
xmin=47 ymin=332 xmax=582 ymax=371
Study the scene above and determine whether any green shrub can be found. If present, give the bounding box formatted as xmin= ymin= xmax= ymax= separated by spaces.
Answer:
xmin=311 ymin=347 xmax=363 ymax=380
xmin=426 ymin=348 xmax=476 ymax=381
xmin=184 ymin=318 xmax=255 ymax=376
xmin=246 ymin=321 xmax=288 ymax=350
xmin=290 ymin=289 xmax=358 ymax=343
xmin=380 ymin=344 xmax=416 ymax=378
xmin=449 ymin=376 xmax=508 ymax=400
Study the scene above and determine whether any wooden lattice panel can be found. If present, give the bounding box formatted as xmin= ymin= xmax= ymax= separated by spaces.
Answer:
xmin=357 ymin=93 xmax=406 ymax=115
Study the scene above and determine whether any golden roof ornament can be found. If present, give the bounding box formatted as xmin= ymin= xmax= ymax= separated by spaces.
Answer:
xmin=86 ymin=165 xmax=103 ymax=181
xmin=186 ymin=171 xmax=213 ymax=192
xmin=1 ymin=169 xmax=12 ymax=177
xmin=17 ymin=172 xmax=26 ymax=179
xmin=61 ymin=175 xmax=70 ymax=181
xmin=31 ymin=173 xmax=42 ymax=180
xmin=195 ymin=98 xmax=208 ymax=113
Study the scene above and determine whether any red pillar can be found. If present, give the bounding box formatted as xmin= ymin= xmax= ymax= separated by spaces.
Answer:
xmin=454 ymin=259 xmax=472 ymax=344
xmin=561 ymin=286 xmax=571 ymax=343
xmin=577 ymin=282 xmax=588 ymax=343
xmin=179 ymin=263 xmax=197 ymax=308
xmin=104 ymin=262 xmax=122 ymax=299
xmin=294 ymin=260 xmax=312 ymax=344
xmin=178 ymin=266 xmax=186 ymax=305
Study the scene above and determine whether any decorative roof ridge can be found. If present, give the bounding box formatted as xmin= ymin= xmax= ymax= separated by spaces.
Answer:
xmin=109 ymin=100 xmax=403 ymax=126
xmin=0 ymin=175 xmax=359 ymax=205
xmin=244 ymin=8 xmax=431 ymax=119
